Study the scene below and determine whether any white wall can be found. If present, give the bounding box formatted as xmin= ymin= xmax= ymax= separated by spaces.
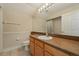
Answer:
xmin=32 ymin=15 xmax=46 ymax=32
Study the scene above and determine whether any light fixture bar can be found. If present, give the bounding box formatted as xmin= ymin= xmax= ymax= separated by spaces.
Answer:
xmin=38 ymin=3 xmax=54 ymax=13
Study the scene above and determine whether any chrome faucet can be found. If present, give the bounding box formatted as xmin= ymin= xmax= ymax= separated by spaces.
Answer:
xmin=46 ymin=32 xmax=48 ymax=36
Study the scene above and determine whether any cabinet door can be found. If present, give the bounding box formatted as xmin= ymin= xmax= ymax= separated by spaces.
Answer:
xmin=45 ymin=44 xmax=69 ymax=56
xmin=30 ymin=41 xmax=35 ymax=56
xmin=35 ymin=45 xmax=44 ymax=56
xmin=35 ymin=39 xmax=43 ymax=48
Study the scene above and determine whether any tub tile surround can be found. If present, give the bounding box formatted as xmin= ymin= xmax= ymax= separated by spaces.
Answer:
xmin=3 ymin=32 xmax=30 ymax=49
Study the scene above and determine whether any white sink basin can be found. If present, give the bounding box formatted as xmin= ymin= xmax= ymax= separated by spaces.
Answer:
xmin=38 ymin=35 xmax=52 ymax=40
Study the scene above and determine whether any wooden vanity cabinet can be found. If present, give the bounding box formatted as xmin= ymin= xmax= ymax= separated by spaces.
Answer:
xmin=35 ymin=44 xmax=44 ymax=56
xmin=30 ymin=37 xmax=35 ymax=56
xmin=30 ymin=36 xmax=69 ymax=56
xmin=30 ymin=42 xmax=35 ymax=55
xmin=30 ymin=37 xmax=44 ymax=56
xmin=35 ymin=39 xmax=44 ymax=56
xmin=44 ymin=51 xmax=52 ymax=56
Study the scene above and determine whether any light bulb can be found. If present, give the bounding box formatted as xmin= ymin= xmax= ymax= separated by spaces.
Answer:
xmin=42 ymin=5 xmax=45 ymax=9
xmin=45 ymin=3 xmax=49 ymax=6
xmin=38 ymin=9 xmax=40 ymax=12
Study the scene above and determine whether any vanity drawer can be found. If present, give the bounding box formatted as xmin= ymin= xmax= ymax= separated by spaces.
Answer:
xmin=45 ymin=44 xmax=69 ymax=56
xmin=35 ymin=39 xmax=43 ymax=48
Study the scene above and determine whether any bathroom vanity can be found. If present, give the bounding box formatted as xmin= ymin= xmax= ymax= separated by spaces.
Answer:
xmin=29 ymin=32 xmax=79 ymax=56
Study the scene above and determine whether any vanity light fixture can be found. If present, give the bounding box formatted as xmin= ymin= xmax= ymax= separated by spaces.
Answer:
xmin=38 ymin=3 xmax=54 ymax=13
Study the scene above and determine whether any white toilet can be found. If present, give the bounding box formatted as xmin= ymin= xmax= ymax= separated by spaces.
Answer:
xmin=22 ymin=40 xmax=29 ymax=50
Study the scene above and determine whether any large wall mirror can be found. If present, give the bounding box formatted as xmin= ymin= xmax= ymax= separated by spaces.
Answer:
xmin=47 ymin=10 xmax=79 ymax=36
xmin=47 ymin=16 xmax=62 ymax=35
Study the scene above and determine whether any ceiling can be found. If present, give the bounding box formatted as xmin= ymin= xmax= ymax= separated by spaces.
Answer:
xmin=2 ymin=3 xmax=79 ymax=18
xmin=2 ymin=3 xmax=44 ymax=16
